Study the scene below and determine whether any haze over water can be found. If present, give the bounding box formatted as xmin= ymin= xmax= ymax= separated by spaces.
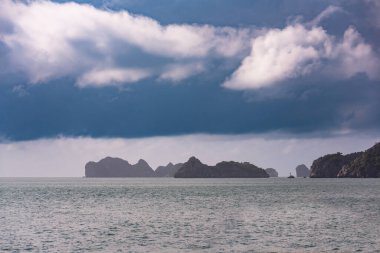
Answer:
xmin=1 ymin=178 xmax=380 ymax=252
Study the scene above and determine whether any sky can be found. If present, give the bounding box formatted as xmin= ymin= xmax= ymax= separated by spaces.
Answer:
xmin=0 ymin=0 xmax=379 ymax=176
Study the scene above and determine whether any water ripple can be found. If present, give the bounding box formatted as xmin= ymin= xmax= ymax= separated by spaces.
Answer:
xmin=1 ymin=178 xmax=380 ymax=252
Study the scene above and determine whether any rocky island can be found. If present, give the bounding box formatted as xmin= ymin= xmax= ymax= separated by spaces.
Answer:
xmin=337 ymin=143 xmax=380 ymax=178
xmin=174 ymin=157 xmax=269 ymax=178
xmin=265 ymin=168 xmax=278 ymax=177
xmin=295 ymin=164 xmax=310 ymax=177
xmin=155 ymin=162 xmax=183 ymax=177
xmin=310 ymin=142 xmax=380 ymax=178
xmin=85 ymin=157 xmax=156 ymax=177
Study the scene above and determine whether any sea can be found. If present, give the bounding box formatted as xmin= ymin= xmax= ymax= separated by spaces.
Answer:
xmin=1 ymin=178 xmax=380 ymax=252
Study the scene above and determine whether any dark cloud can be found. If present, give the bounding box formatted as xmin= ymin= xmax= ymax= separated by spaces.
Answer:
xmin=1 ymin=72 xmax=379 ymax=141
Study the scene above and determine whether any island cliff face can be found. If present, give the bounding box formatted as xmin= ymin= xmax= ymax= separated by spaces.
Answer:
xmin=310 ymin=152 xmax=363 ymax=178
xmin=174 ymin=157 xmax=269 ymax=178
xmin=337 ymin=143 xmax=380 ymax=178
xmin=85 ymin=157 xmax=156 ymax=177
xmin=295 ymin=164 xmax=310 ymax=177
xmin=309 ymin=143 xmax=380 ymax=178
xmin=155 ymin=163 xmax=183 ymax=177
xmin=265 ymin=168 xmax=278 ymax=177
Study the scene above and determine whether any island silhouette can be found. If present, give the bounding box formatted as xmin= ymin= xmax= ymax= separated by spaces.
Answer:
xmin=85 ymin=143 xmax=380 ymax=178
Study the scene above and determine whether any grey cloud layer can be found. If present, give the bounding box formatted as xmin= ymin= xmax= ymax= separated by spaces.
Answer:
xmin=0 ymin=0 xmax=379 ymax=89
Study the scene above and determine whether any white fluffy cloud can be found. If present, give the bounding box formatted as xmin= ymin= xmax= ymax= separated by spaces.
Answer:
xmin=224 ymin=24 xmax=380 ymax=90
xmin=159 ymin=63 xmax=205 ymax=82
xmin=224 ymin=25 xmax=329 ymax=89
xmin=77 ymin=67 xmax=151 ymax=87
xmin=309 ymin=5 xmax=343 ymax=27
xmin=0 ymin=1 xmax=379 ymax=90
xmin=0 ymin=0 xmax=249 ymax=87
xmin=331 ymin=27 xmax=380 ymax=80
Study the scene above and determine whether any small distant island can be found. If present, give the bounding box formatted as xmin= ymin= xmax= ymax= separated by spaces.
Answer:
xmin=295 ymin=164 xmax=310 ymax=177
xmin=265 ymin=168 xmax=278 ymax=177
xmin=155 ymin=162 xmax=184 ymax=177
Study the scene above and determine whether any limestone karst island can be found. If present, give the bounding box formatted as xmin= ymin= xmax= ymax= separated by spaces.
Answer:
xmin=85 ymin=143 xmax=380 ymax=178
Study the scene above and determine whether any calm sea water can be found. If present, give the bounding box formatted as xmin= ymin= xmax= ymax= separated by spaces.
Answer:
xmin=1 ymin=178 xmax=380 ymax=252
